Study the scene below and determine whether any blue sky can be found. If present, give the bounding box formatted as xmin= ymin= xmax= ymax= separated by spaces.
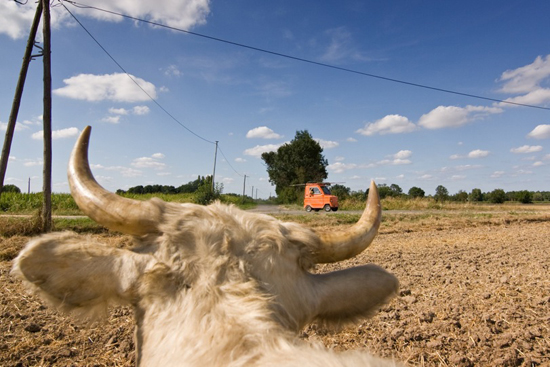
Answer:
xmin=1 ymin=0 xmax=549 ymax=198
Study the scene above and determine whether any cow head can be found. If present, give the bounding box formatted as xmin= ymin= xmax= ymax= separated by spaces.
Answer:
xmin=13 ymin=126 xmax=399 ymax=366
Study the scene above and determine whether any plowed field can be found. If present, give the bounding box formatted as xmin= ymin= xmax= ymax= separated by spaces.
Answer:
xmin=1 ymin=211 xmax=549 ymax=366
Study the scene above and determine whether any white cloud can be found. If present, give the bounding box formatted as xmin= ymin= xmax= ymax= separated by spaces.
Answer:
xmin=0 ymin=2 xmax=38 ymax=39
xmin=246 ymin=126 xmax=283 ymax=139
xmin=346 ymin=137 xmax=357 ymax=142
xmin=320 ymin=27 xmax=371 ymax=63
xmin=164 ymin=65 xmax=183 ymax=77
xmin=131 ymin=153 xmax=165 ymax=170
xmin=102 ymin=116 xmax=121 ymax=124
xmin=104 ymin=166 xmax=143 ymax=177
xmin=378 ymin=158 xmax=412 ymax=166
xmin=510 ymin=145 xmax=543 ymax=154
xmin=235 ymin=157 xmax=246 ymax=163
xmin=1 ymin=0 xmax=210 ymax=40
xmin=418 ymin=105 xmax=502 ymax=129
xmin=31 ymin=127 xmax=79 ymax=140
xmin=527 ymin=124 xmax=550 ymax=139
xmin=376 ymin=150 xmax=413 ymax=166
xmin=419 ymin=174 xmax=433 ymax=180
xmin=455 ymin=164 xmax=482 ymax=171
xmin=533 ymin=161 xmax=544 ymax=167
xmin=450 ymin=154 xmax=461 ymax=160
xmin=499 ymin=89 xmax=550 ymax=107
xmin=497 ymin=55 xmax=550 ymax=107
xmin=491 ymin=171 xmax=505 ymax=178
xmin=498 ymin=55 xmax=550 ymax=94
xmin=468 ymin=149 xmax=490 ymax=158
xmin=133 ymin=105 xmax=150 ymax=115
xmin=327 ymin=162 xmax=357 ymax=173
xmin=356 ymin=114 xmax=416 ymax=136
xmin=1 ymin=121 xmax=28 ymax=132
xmin=316 ymin=139 xmax=339 ymax=149
xmin=24 ymin=159 xmax=43 ymax=167
xmin=243 ymin=144 xmax=281 ymax=158
xmin=54 ymin=73 xmax=157 ymax=102
xmin=109 ymin=107 xmax=129 ymax=115
xmin=393 ymin=150 xmax=412 ymax=159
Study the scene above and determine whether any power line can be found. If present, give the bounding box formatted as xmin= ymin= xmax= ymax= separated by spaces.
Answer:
xmin=61 ymin=2 xmax=216 ymax=145
xmin=60 ymin=2 xmax=246 ymax=179
xmin=61 ymin=0 xmax=550 ymax=112
xmin=218 ymin=146 xmax=243 ymax=177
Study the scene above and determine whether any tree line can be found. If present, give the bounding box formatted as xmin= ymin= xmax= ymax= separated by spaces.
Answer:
xmin=331 ymin=183 xmax=549 ymax=204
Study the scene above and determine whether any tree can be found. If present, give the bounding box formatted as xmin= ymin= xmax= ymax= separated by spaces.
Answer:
xmin=2 ymin=184 xmax=21 ymax=193
xmin=469 ymin=188 xmax=483 ymax=202
xmin=262 ymin=130 xmax=328 ymax=203
xmin=330 ymin=184 xmax=350 ymax=200
xmin=434 ymin=185 xmax=449 ymax=202
xmin=390 ymin=184 xmax=403 ymax=196
xmin=377 ymin=184 xmax=393 ymax=199
xmin=516 ymin=190 xmax=533 ymax=204
xmin=453 ymin=190 xmax=468 ymax=202
xmin=408 ymin=186 xmax=425 ymax=198
xmin=488 ymin=189 xmax=506 ymax=204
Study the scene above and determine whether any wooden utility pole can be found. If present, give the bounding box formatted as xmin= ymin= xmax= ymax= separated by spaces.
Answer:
xmin=211 ymin=141 xmax=218 ymax=193
xmin=0 ymin=1 xmax=43 ymax=198
xmin=41 ymin=0 xmax=53 ymax=232
xmin=242 ymin=174 xmax=247 ymax=203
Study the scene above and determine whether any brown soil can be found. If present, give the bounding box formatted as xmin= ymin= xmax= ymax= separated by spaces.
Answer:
xmin=1 ymin=218 xmax=549 ymax=366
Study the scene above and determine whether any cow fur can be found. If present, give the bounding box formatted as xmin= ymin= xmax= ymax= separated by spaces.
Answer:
xmin=13 ymin=200 xmax=400 ymax=366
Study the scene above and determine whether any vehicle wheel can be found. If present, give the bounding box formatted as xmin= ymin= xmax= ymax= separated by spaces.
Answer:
xmin=305 ymin=205 xmax=312 ymax=212
xmin=323 ymin=204 xmax=331 ymax=212
xmin=331 ymin=207 xmax=338 ymax=212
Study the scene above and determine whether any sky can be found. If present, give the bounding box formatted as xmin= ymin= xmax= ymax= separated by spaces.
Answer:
xmin=1 ymin=0 xmax=550 ymax=199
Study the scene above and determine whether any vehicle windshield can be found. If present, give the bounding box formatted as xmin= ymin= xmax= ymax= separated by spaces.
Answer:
xmin=321 ymin=186 xmax=331 ymax=195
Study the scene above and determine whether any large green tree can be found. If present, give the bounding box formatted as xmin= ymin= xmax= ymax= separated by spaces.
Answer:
xmin=261 ymin=130 xmax=328 ymax=203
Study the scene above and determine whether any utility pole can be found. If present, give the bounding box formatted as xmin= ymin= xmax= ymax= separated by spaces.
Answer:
xmin=28 ymin=177 xmax=31 ymax=194
xmin=242 ymin=175 xmax=247 ymax=203
xmin=0 ymin=1 xmax=43 ymax=198
xmin=211 ymin=141 xmax=218 ymax=193
xmin=41 ymin=0 xmax=53 ymax=232
xmin=251 ymin=186 xmax=254 ymax=199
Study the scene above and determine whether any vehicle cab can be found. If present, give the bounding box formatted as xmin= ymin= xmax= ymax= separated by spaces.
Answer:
xmin=304 ymin=183 xmax=338 ymax=212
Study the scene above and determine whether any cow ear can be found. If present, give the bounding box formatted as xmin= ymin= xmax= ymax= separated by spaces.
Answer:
xmin=12 ymin=232 xmax=155 ymax=319
xmin=311 ymin=265 xmax=398 ymax=328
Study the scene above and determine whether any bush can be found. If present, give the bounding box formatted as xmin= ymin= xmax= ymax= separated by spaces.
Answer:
xmin=488 ymin=189 xmax=506 ymax=204
xmin=2 ymin=184 xmax=21 ymax=193
xmin=516 ymin=190 xmax=533 ymax=204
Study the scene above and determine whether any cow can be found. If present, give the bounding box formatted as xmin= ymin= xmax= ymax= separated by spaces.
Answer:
xmin=12 ymin=126 xmax=400 ymax=366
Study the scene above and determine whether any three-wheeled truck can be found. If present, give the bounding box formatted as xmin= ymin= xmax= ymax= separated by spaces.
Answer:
xmin=303 ymin=182 xmax=338 ymax=212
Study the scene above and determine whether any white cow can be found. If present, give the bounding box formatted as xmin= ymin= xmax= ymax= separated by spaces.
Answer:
xmin=13 ymin=126 xmax=400 ymax=366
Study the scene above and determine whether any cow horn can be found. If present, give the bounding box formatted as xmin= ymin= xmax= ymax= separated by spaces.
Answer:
xmin=68 ymin=126 xmax=163 ymax=236
xmin=314 ymin=181 xmax=381 ymax=263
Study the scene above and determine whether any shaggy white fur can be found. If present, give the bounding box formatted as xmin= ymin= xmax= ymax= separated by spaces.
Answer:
xmin=13 ymin=201 xmax=400 ymax=366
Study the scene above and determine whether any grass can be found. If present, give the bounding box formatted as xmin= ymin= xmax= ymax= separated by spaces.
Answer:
xmin=2 ymin=191 xmax=550 ymax=238
xmin=0 ymin=192 xmax=256 ymax=216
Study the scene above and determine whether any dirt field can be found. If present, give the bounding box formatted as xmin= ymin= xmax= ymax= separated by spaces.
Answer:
xmin=1 ymin=211 xmax=549 ymax=366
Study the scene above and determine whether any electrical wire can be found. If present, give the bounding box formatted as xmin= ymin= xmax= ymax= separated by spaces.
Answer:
xmin=217 ymin=146 xmax=243 ymax=177
xmin=61 ymin=2 xmax=217 ymax=145
xmin=60 ymin=0 xmax=550 ymax=111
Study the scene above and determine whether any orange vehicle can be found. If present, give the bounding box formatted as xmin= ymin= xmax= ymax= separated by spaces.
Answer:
xmin=303 ymin=182 xmax=338 ymax=212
